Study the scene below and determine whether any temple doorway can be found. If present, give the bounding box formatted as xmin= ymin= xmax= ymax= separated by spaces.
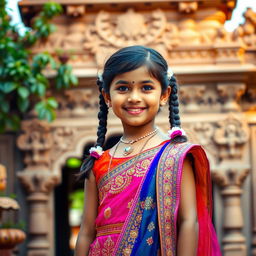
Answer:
xmin=54 ymin=135 xmax=121 ymax=256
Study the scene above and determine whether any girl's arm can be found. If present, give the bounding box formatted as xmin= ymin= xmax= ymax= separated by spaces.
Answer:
xmin=177 ymin=156 xmax=198 ymax=256
xmin=74 ymin=171 xmax=98 ymax=256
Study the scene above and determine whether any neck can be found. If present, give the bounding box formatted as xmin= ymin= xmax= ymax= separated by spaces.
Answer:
xmin=122 ymin=123 xmax=157 ymax=140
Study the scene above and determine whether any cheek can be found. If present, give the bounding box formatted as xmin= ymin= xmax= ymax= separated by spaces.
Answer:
xmin=110 ymin=95 xmax=124 ymax=107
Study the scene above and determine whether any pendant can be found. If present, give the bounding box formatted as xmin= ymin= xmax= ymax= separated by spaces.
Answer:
xmin=123 ymin=146 xmax=133 ymax=156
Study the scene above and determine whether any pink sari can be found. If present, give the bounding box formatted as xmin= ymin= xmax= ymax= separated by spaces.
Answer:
xmin=89 ymin=141 xmax=221 ymax=255
xmin=89 ymin=144 xmax=163 ymax=255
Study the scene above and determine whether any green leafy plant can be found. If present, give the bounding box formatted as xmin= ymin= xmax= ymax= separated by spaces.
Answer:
xmin=0 ymin=0 xmax=78 ymax=132
xmin=0 ymin=220 xmax=26 ymax=231
xmin=69 ymin=189 xmax=84 ymax=210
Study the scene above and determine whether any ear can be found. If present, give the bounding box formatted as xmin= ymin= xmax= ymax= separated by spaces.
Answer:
xmin=160 ymin=86 xmax=171 ymax=106
xmin=102 ymin=89 xmax=112 ymax=107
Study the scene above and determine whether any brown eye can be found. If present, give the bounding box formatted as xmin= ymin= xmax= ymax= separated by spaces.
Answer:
xmin=116 ymin=86 xmax=129 ymax=92
xmin=142 ymin=85 xmax=153 ymax=91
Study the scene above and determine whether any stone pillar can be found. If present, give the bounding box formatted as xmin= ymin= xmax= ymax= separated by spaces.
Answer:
xmin=251 ymin=127 xmax=256 ymax=256
xmin=17 ymin=172 xmax=59 ymax=256
xmin=16 ymin=120 xmax=60 ymax=256
xmin=212 ymin=169 xmax=249 ymax=256
xmin=211 ymin=114 xmax=250 ymax=255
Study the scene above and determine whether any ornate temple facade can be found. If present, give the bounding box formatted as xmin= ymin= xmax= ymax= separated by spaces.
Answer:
xmin=1 ymin=0 xmax=256 ymax=255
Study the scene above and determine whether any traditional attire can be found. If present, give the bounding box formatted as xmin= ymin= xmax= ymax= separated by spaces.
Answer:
xmin=89 ymin=140 xmax=221 ymax=256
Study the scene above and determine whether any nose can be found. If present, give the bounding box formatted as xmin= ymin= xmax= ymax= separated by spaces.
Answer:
xmin=128 ymin=89 xmax=141 ymax=103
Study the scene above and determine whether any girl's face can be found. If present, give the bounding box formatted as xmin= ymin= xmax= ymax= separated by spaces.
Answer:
xmin=103 ymin=66 xmax=170 ymax=131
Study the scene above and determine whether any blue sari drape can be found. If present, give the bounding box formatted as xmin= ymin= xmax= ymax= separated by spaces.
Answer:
xmin=114 ymin=141 xmax=169 ymax=255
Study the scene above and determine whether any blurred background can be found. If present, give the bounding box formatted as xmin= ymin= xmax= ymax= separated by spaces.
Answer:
xmin=1 ymin=0 xmax=256 ymax=256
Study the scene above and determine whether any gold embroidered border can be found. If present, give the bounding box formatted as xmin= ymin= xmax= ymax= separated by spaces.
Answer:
xmin=96 ymin=223 xmax=123 ymax=237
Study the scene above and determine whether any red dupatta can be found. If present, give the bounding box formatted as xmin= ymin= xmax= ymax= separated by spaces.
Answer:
xmin=156 ymin=141 xmax=222 ymax=256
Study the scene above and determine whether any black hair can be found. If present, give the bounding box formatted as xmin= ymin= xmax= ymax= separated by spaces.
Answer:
xmin=79 ymin=45 xmax=186 ymax=179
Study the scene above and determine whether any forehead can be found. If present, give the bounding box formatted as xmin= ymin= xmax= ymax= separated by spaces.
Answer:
xmin=111 ymin=66 xmax=157 ymax=82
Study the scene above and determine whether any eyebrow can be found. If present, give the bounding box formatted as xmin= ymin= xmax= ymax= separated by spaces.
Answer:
xmin=141 ymin=80 xmax=154 ymax=84
xmin=115 ymin=80 xmax=155 ymax=85
xmin=115 ymin=80 xmax=130 ymax=85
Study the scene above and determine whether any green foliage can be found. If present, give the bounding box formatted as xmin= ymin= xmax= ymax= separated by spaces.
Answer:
xmin=66 ymin=157 xmax=82 ymax=168
xmin=0 ymin=220 xmax=26 ymax=231
xmin=69 ymin=189 xmax=84 ymax=210
xmin=0 ymin=0 xmax=78 ymax=132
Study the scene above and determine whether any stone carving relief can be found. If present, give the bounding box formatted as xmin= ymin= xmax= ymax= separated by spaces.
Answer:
xmin=51 ymin=126 xmax=77 ymax=162
xmin=179 ymin=83 xmax=247 ymax=113
xmin=92 ymin=9 xmax=166 ymax=48
xmin=233 ymin=8 xmax=256 ymax=47
xmin=16 ymin=118 xmax=93 ymax=171
xmin=27 ymin=7 xmax=256 ymax=67
xmin=213 ymin=115 xmax=249 ymax=160
xmin=63 ymin=21 xmax=86 ymax=50
xmin=66 ymin=5 xmax=86 ymax=17
xmin=179 ymin=85 xmax=205 ymax=112
xmin=242 ymin=87 xmax=256 ymax=111
xmin=190 ymin=122 xmax=217 ymax=158
xmin=47 ymin=88 xmax=98 ymax=118
xmin=178 ymin=2 xmax=198 ymax=14
xmin=65 ymin=88 xmax=96 ymax=116
xmin=217 ymin=83 xmax=246 ymax=112
xmin=17 ymin=120 xmax=53 ymax=170
xmin=84 ymin=9 xmax=169 ymax=65
xmin=82 ymin=8 xmax=247 ymax=66
xmin=18 ymin=171 xmax=59 ymax=194
xmin=188 ymin=114 xmax=249 ymax=163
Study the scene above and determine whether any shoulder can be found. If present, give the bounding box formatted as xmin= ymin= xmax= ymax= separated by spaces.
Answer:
xmin=163 ymin=140 xmax=208 ymax=163
xmin=92 ymin=150 xmax=110 ymax=180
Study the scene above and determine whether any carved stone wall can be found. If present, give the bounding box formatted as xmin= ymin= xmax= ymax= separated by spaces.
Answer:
xmin=16 ymin=1 xmax=256 ymax=256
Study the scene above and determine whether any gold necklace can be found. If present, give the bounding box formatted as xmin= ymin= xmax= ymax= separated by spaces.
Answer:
xmin=107 ymin=131 xmax=158 ymax=179
xmin=120 ymin=127 xmax=158 ymax=156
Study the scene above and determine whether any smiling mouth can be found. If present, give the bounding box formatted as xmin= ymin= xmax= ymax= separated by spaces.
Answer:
xmin=124 ymin=107 xmax=146 ymax=115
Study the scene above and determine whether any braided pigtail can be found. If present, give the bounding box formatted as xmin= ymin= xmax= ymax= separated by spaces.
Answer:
xmin=79 ymin=78 xmax=109 ymax=179
xmin=168 ymin=76 xmax=187 ymax=142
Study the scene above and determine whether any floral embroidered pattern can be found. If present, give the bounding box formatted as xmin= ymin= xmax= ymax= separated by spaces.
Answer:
xmin=141 ymin=196 xmax=155 ymax=210
xmin=102 ymin=236 xmax=115 ymax=256
xmin=157 ymin=142 xmax=193 ymax=256
xmin=146 ymin=236 xmax=154 ymax=246
xmin=115 ymin=195 xmax=144 ymax=255
xmin=115 ymin=196 xmax=157 ymax=254
xmin=134 ymin=159 xmax=151 ymax=177
xmin=89 ymin=240 xmax=100 ymax=256
xmin=122 ymin=247 xmax=132 ymax=256
xmin=104 ymin=207 xmax=112 ymax=219
xmin=127 ymin=199 xmax=134 ymax=209
xmin=147 ymin=222 xmax=155 ymax=232
xmin=98 ymin=147 xmax=161 ymax=201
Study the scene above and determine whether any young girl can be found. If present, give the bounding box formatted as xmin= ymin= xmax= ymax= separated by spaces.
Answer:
xmin=74 ymin=45 xmax=221 ymax=256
